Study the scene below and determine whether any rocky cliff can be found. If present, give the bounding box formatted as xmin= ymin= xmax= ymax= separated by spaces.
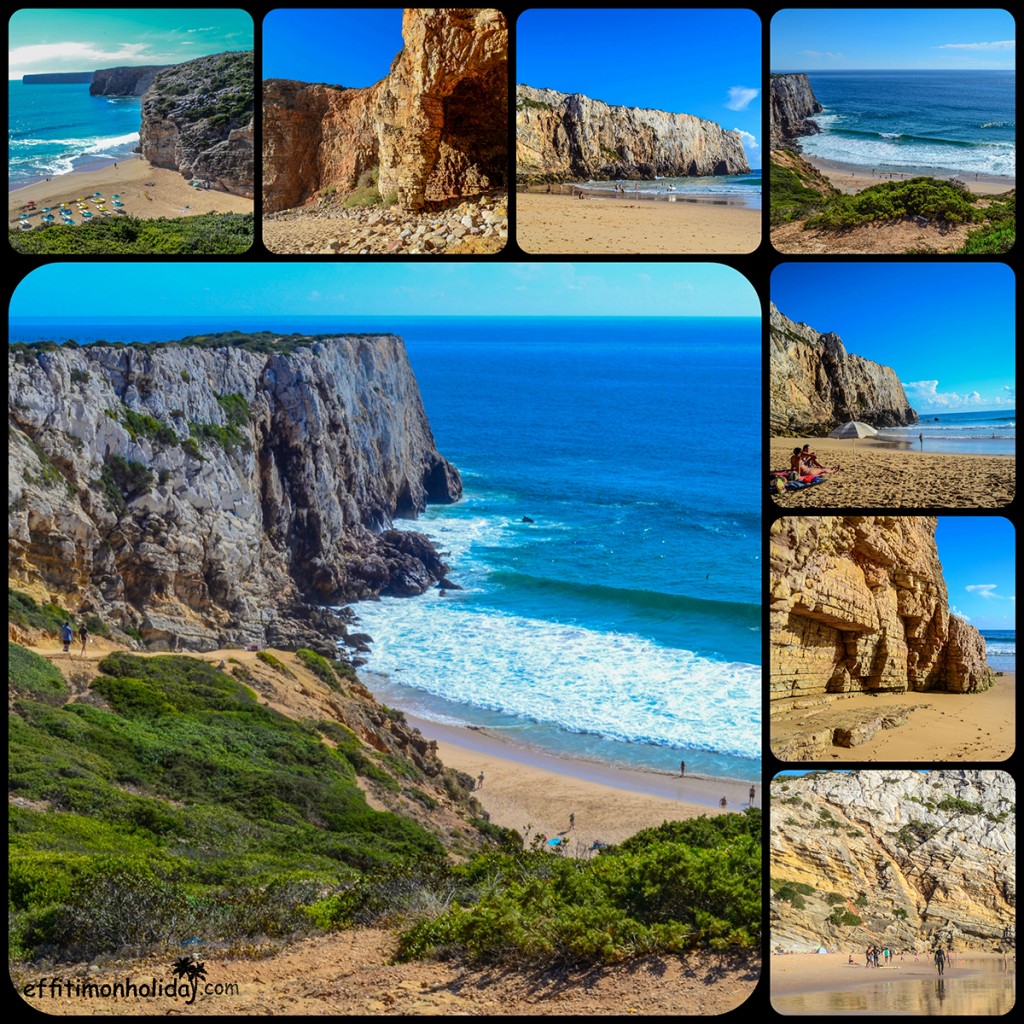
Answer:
xmin=769 ymin=303 xmax=917 ymax=435
xmin=770 ymin=73 xmax=823 ymax=151
xmin=140 ymin=50 xmax=253 ymax=197
xmin=90 ymin=65 xmax=172 ymax=96
xmin=771 ymin=770 xmax=1015 ymax=953
xmin=8 ymin=335 xmax=462 ymax=652
xmin=516 ymin=85 xmax=750 ymax=183
xmin=770 ymin=517 xmax=993 ymax=702
xmin=263 ymin=8 xmax=507 ymax=213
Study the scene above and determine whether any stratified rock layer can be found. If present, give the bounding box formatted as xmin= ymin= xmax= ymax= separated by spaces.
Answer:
xmin=262 ymin=9 xmax=508 ymax=213
xmin=771 ymin=770 xmax=1015 ymax=952
xmin=770 ymin=517 xmax=993 ymax=700
xmin=516 ymin=85 xmax=750 ymax=182
xmin=140 ymin=51 xmax=254 ymax=197
xmin=769 ymin=73 xmax=822 ymax=151
xmin=8 ymin=337 xmax=461 ymax=651
xmin=769 ymin=303 xmax=917 ymax=435
xmin=91 ymin=65 xmax=172 ymax=96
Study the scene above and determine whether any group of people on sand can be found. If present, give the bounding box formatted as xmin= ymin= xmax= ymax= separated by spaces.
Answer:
xmin=790 ymin=444 xmax=836 ymax=479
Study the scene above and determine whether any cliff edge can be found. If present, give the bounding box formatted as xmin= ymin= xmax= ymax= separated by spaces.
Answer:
xmin=770 ymin=73 xmax=822 ymax=151
xmin=769 ymin=302 xmax=917 ymax=435
xmin=516 ymin=85 xmax=750 ymax=183
xmin=770 ymin=516 xmax=993 ymax=701
xmin=140 ymin=50 xmax=254 ymax=197
xmin=91 ymin=65 xmax=173 ymax=96
xmin=8 ymin=334 xmax=462 ymax=652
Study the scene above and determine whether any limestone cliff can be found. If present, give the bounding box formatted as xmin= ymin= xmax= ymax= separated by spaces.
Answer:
xmin=8 ymin=335 xmax=462 ymax=652
xmin=771 ymin=770 xmax=1015 ymax=953
xmin=90 ymin=65 xmax=172 ymax=97
xmin=262 ymin=9 xmax=507 ymax=213
xmin=516 ymin=85 xmax=750 ymax=183
xmin=770 ymin=517 xmax=993 ymax=701
xmin=769 ymin=73 xmax=822 ymax=151
xmin=24 ymin=72 xmax=93 ymax=85
xmin=769 ymin=303 xmax=917 ymax=435
xmin=140 ymin=51 xmax=254 ymax=197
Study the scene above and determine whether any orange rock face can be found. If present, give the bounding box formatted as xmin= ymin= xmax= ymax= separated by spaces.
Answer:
xmin=263 ymin=9 xmax=507 ymax=213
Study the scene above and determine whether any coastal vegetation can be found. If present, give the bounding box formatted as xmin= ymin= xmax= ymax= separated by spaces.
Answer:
xmin=9 ymin=641 xmax=762 ymax=966
xmin=8 ymin=213 xmax=253 ymax=255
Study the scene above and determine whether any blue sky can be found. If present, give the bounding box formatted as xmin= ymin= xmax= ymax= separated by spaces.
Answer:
xmin=518 ymin=9 xmax=762 ymax=168
xmin=936 ymin=517 xmax=1015 ymax=630
xmin=10 ymin=263 xmax=761 ymax=319
xmin=772 ymin=8 xmax=1016 ymax=70
xmin=262 ymin=9 xmax=403 ymax=85
xmin=8 ymin=9 xmax=252 ymax=80
xmin=772 ymin=263 xmax=1015 ymax=415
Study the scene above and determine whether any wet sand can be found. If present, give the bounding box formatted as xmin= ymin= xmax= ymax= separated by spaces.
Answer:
xmin=771 ymin=673 xmax=1016 ymax=762
xmin=801 ymin=154 xmax=1015 ymax=197
xmin=407 ymin=713 xmax=756 ymax=850
xmin=769 ymin=437 xmax=1015 ymax=508
xmin=8 ymin=158 xmax=252 ymax=227
xmin=771 ymin=951 xmax=1015 ymax=1015
xmin=516 ymin=190 xmax=760 ymax=254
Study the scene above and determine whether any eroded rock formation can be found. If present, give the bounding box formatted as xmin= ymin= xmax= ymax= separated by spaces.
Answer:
xmin=770 ymin=303 xmax=917 ymax=435
xmin=139 ymin=51 xmax=254 ymax=197
xmin=8 ymin=335 xmax=461 ymax=652
xmin=91 ymin=65 xmax=172 ymax=96
xmin=262 ymin=9 xmax=508 ymax=213
xmin=771 ymin=770 xmax=1015 ymax=953
xmin=516 ymin=85 xmax=750 ymax=183
xmin=770 ymin=73 xmax=822 ymax=151
xmin=770 ymin=517 xmax=993 ymax=701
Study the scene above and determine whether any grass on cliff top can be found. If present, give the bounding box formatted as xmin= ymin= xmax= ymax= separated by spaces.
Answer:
xmin=769 ymin=159 xmax=828 ymax=225
xmin=8 ymin=213 xmax=253 ymax=255
xmin=956 ymin=190 xmax=1015 ymax=254
xmin=8 ymin=646 xmax=451 ymax=959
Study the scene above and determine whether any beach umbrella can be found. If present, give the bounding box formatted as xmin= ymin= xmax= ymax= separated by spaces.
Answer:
xmin=828 ymin=420 xmax=878 ymax=468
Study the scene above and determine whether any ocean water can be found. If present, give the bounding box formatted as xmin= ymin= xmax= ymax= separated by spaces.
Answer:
xmin=7 ymin=314 xmax=762 ymax=782
xmin=8 ymin=80 xmax=142 ymax=189
xmin=793 ymin=70 xmax=1015 ymax=180
xmin=580 ymin=173 xmax=762 ymax=209
xmin=875 ymin=409 xmax=1015 ymax=456
xmin=981 ymin=630 xmax=1015 ymax=673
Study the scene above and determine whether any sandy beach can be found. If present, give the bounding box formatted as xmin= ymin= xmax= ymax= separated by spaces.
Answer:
xmin=516 ymin=190 xmax=760 ymax=254
xmin=771 ymin=673 xmax=1016 ymax=762
xmin=801 ymin=154 xmax=1015 ymax=197
xmin=407 ymin=714 xmax=756 ymax=850
xmin=8 ymin=159 xmax=252 ymax=227
xmin=769 ymin=436 xmax=1015 ymax=508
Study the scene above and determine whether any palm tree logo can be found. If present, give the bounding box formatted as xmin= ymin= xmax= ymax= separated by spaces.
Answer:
xmin=171 ymin=955 xmax=208 ymax=985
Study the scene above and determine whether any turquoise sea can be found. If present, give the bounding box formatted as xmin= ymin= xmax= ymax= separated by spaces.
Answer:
xmin=8 ymin=80 xmax=142 ymax=189
xmin=7 ymin=315 xmax=762 ymax=781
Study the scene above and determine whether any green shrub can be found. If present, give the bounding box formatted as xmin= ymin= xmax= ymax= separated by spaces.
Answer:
xmin=256 ymin=651 xmax=294 ymax=677
xmin=769 ymin=160 xmax=827 ymax=225
xmin=8 ymin=589 xmax=70 ymax=635
xmin=8 ymin=643 xmax=68 ymax=703
xmin=936 ymin=795 xmax=984 ymax=816
xmin=825 ymin=892 xmax=846 ymax=905
xmin=805 ymin=177 xmax=981 ymax=231
xmin=855 ymin=891 xmax=868 ymax=907
xmin=296 ymin=649 xmax=341 ymax=691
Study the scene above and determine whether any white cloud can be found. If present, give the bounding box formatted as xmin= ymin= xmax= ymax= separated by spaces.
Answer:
xmin=9 ymin=41 xmax=151 ymax=78
xmin=725 ymin=86 xmax=758 ymax=111
xmin=902 ymin=379 xmax=1015 ymax=412
xmin=965 ymin=584 xmax=1000 ymax=599
xmin=936 ymin=40 xmax=1015 ymax=51
xmin=802 ymin=50 xmax=846 ymax=61
xmin=732 ymin=129 xmax=759 ymax=152
xmin=186 ymin=27 xmax=217 ymax=33
xmin=949 ymin=605 xmax=971 ymax=621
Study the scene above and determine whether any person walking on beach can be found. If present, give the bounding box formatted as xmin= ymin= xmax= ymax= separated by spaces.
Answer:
xmin=679 ymin=759 xmax=685 ymax=777
xmin=78 ymin=622 xmax=89 ymax=656
xmin=476 ymin=771 xmax=484 ymax=791
xmin=569 ymin=812 xmax=575 ymax=830
xmin=749 ymin=785 xmax=756 ymax=807
xmin=934 ymin=947 xmax=946 ymax=975
xmin=60 ymin=621 xmax=73 ymax=654
xmin=719 ymin=796 xmax=727 ymax=808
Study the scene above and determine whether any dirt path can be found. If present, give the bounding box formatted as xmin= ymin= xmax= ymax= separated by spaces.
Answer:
xmin=12 ymin=929 xmax=760 ymax=1015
